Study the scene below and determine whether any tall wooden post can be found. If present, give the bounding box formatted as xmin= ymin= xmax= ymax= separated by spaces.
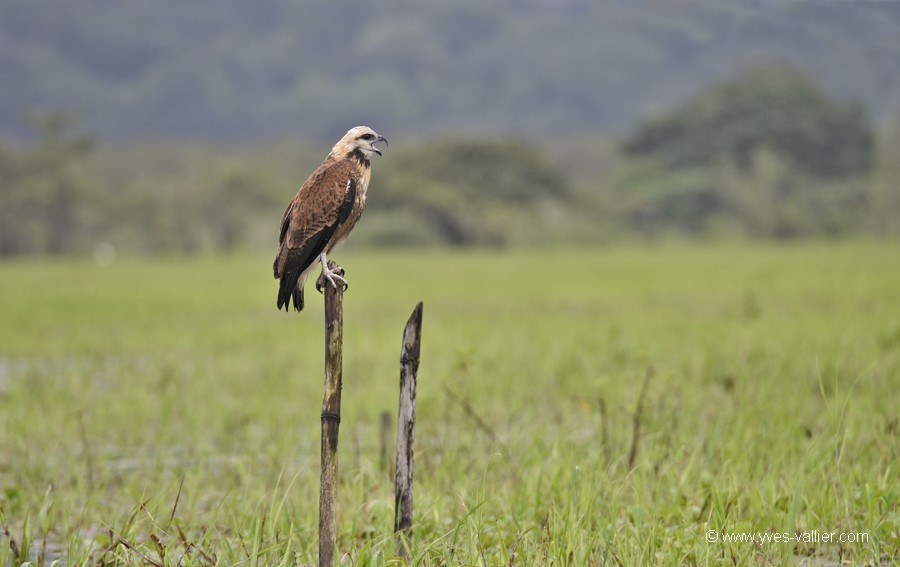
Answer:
xmin=394 ymin=302 xmax=423 ymax=557
xmin=319 ymin=263 xmax=344 ymax=567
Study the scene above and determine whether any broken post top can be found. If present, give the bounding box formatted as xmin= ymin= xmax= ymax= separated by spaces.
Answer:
xmin=400 ymin=301 xmax=423 ymax=367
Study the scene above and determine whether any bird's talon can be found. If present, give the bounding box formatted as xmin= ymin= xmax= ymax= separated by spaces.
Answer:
xmin=317 ymin=262 xmax=347 ymax=293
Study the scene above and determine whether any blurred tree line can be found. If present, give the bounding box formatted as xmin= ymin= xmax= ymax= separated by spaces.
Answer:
xmin=1 ymin=65 xmax=898 ymax=257
xmin=616 ymin=65 xmax=895 ymax=239
xmin=2 ymin=0 xmax=900 ymax=141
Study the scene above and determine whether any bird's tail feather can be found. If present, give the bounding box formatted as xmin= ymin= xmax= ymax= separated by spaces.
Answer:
xmin=277 ymin=268 xmax=305 ymax=312
xmin=292 ymin=285 xmax=304 ymax=312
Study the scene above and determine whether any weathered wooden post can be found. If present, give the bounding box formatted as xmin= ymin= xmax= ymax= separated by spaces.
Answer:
xmin=394 ymin=302 xmax=423 ymax=558
xmin=318 ymin=263 xmax=345 ymax=567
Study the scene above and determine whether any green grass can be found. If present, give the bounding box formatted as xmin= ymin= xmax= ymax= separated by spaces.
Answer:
xmin=0 ymin=243 xmax=898 ymax=565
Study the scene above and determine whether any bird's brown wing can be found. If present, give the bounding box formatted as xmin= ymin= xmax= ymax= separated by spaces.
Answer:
xmin=274 ymin=161 xmax=358 ymax=312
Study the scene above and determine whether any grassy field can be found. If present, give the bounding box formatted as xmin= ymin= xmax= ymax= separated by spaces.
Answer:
xmin=0 ymin=243 xmax=897 ymax=566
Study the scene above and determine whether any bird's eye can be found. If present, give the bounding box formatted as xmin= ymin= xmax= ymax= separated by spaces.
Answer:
xmin=361 ymin=133 xmax=374 ymax=140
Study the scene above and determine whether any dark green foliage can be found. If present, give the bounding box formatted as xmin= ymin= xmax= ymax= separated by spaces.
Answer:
xmin=0 ymin=115 xmax=287 ymax=256
xmin=365 ymin=138 xmax=571 ymax=246
xmin=1 ymin=105 xmax=898 ymax=257
xmin=623 ymin=64 xmax=874 ymax=178
xmin=0 ymin=113 xmax=95 ymax=255
xmin=614 ymin=66 xmax=888 ymax=239
xmin=387 ymin=139 xmax=569 ymax=204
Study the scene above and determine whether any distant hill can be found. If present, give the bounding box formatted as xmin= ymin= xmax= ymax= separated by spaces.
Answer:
xmin=2 ymin=0 xmax=899 ymax=142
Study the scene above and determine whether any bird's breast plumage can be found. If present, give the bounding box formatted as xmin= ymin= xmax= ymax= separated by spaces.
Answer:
xmin=326 ymin=161 xmax=369 ymax=252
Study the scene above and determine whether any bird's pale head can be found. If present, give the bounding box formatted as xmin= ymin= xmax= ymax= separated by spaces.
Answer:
xmin=330 ymin=126 xmax=388 ymax=162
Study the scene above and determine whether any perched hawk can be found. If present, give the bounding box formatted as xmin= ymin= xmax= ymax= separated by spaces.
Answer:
xmin=273 ymin=126 xmax=387 ymax=313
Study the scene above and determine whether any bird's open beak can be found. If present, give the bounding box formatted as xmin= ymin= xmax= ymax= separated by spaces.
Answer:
xmin=373 ymin=135 xmax=388 ymax=156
